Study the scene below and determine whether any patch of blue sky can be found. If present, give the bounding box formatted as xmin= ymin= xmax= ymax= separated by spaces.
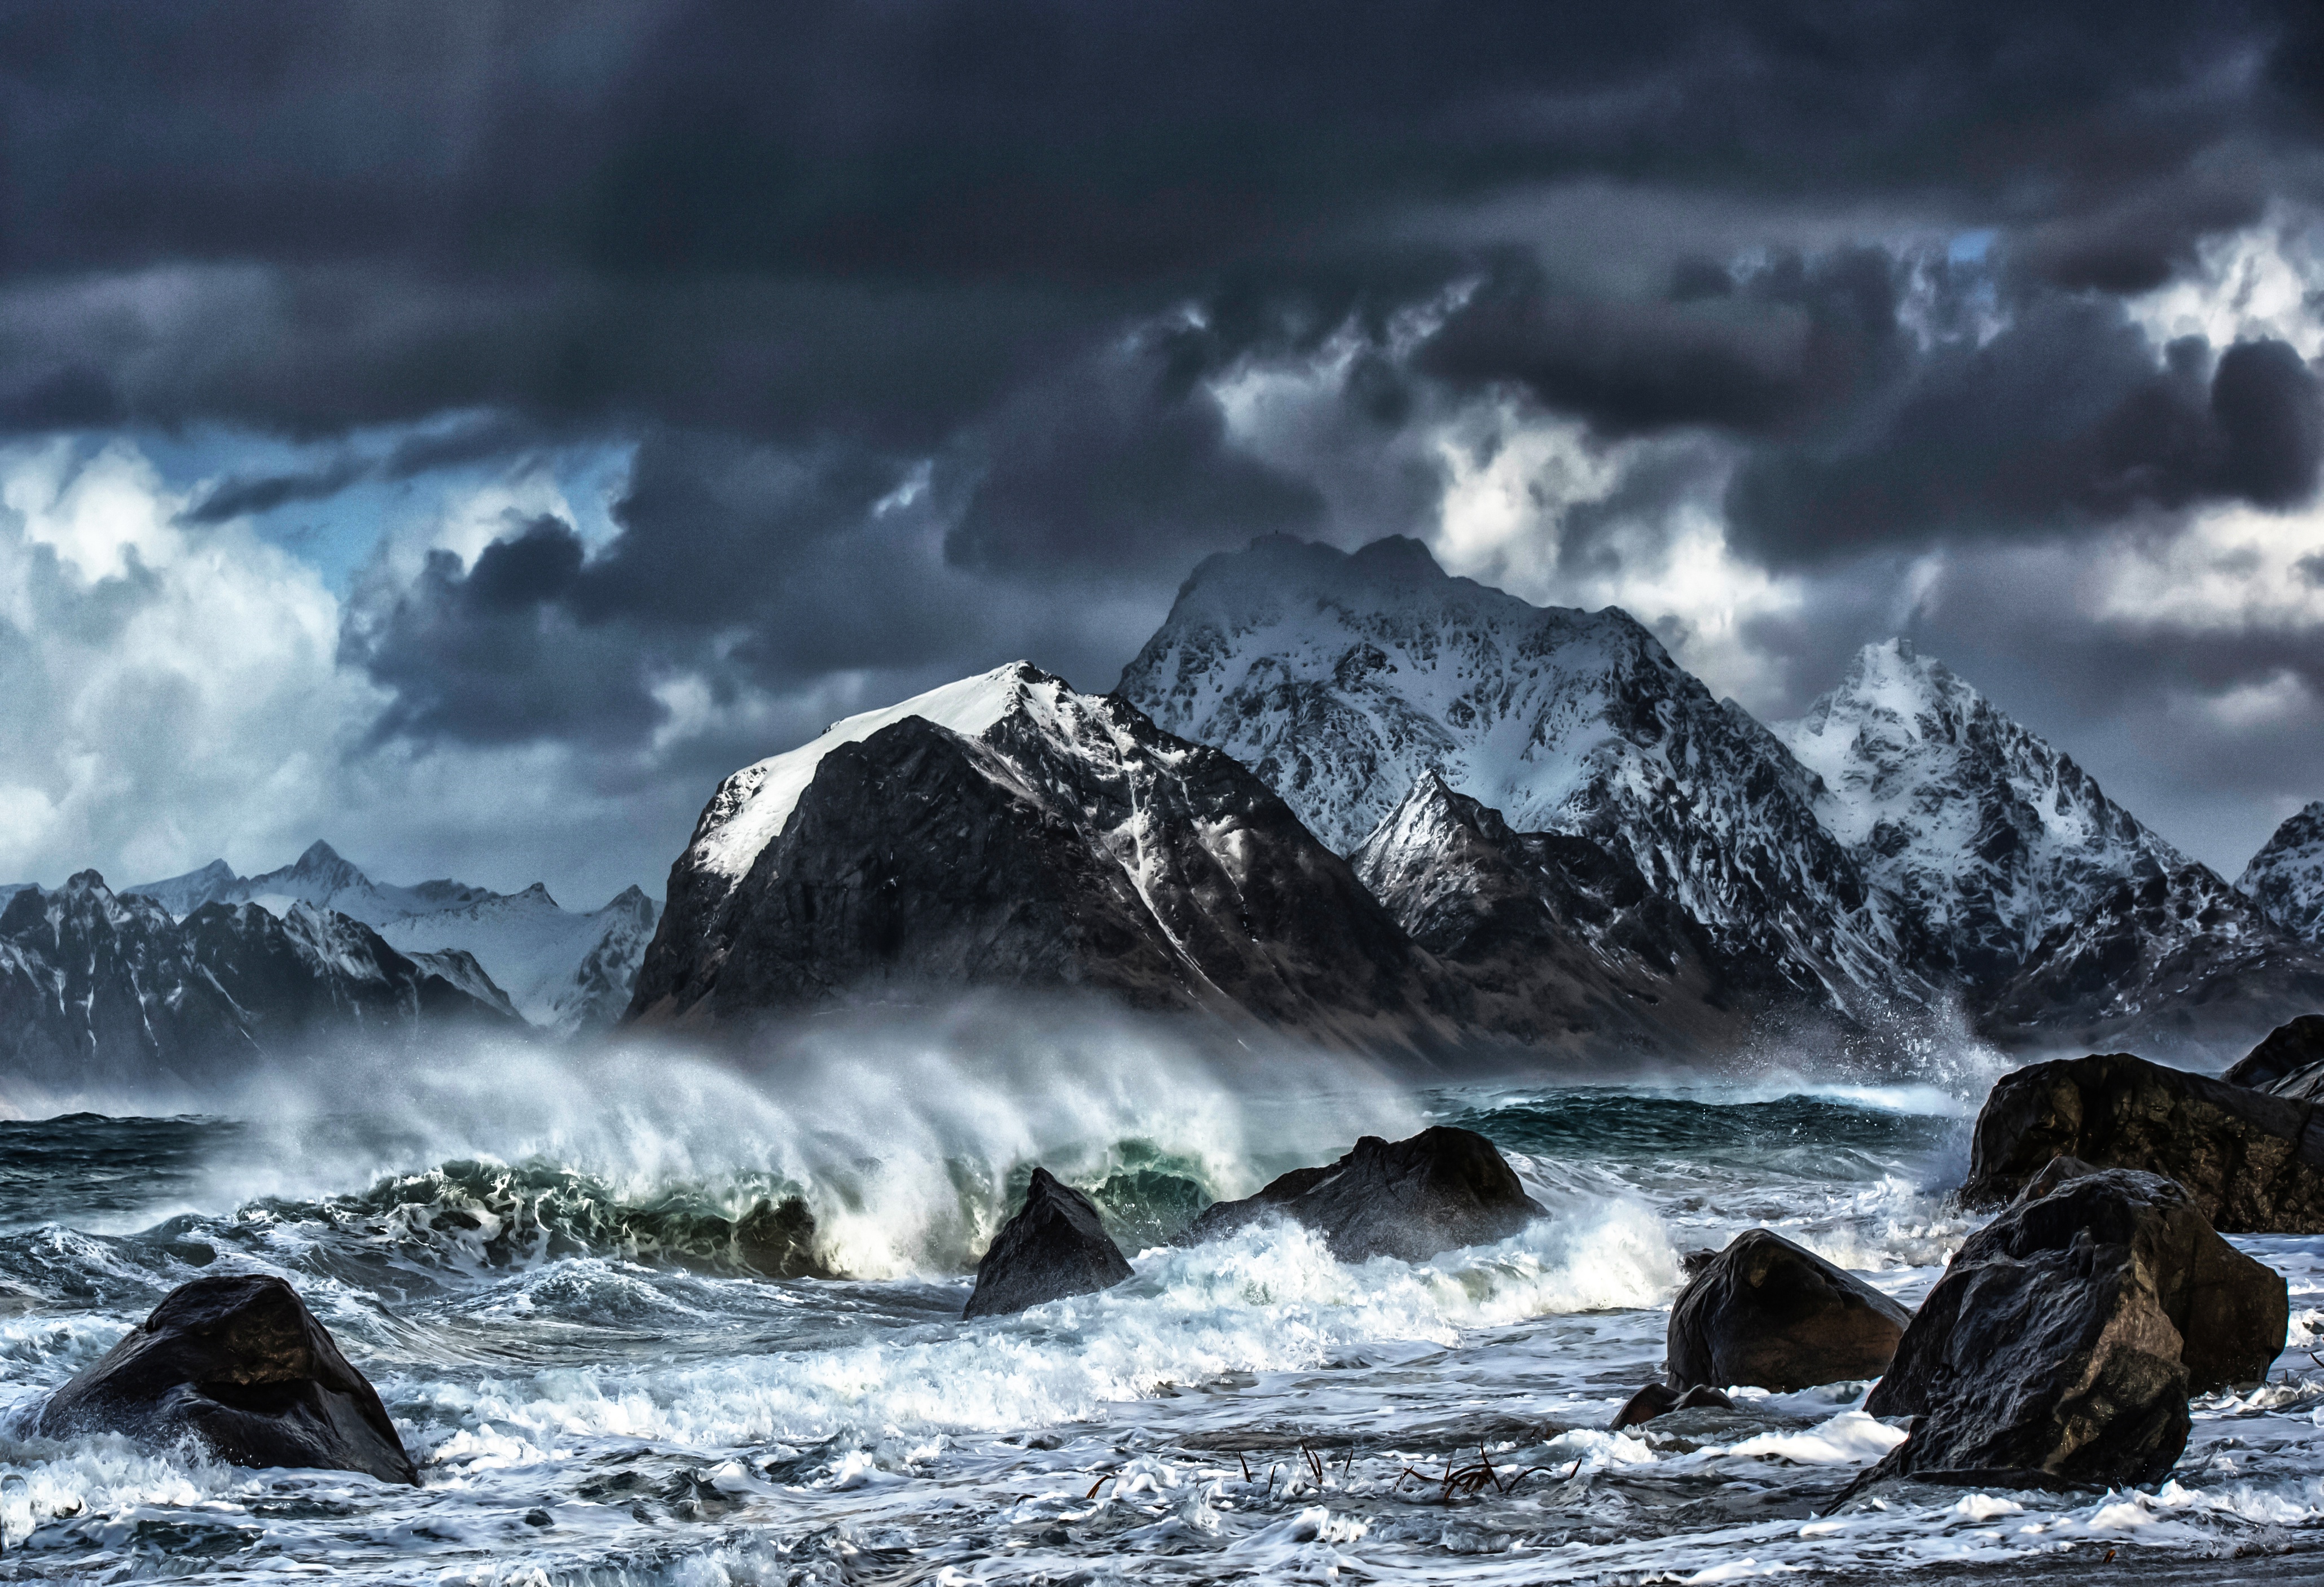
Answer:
xmin=129 ymin=415 xmax=635 ymax=591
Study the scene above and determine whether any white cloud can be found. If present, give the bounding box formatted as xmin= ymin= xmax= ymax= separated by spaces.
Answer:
xmin=2129 ymin=207 xmax=2324 ymax=358
xmin=2087 ymin=501 xmax=2324 ymax=634
xmin=0 ymin=440 xmax=374 ymax=884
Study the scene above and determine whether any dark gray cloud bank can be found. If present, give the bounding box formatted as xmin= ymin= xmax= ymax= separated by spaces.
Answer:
xmin=3 ymin=0 xmax=2324 ymax=893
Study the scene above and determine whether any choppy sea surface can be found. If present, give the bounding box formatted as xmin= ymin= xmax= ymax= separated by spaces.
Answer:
xmin=0 ymin=1030 xmax=2318 ymax=1584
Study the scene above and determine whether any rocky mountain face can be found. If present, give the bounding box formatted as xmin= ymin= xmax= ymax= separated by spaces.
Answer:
xmin=1115 ymin=536 xmax=1929 ymax=1019
xmin=0 ymin=872 xmax=514 ymax=1090
xmin=1777 ymin=639 xmax=2324 ymax=1055
xmin=629 ymin=663 xmax=1466 ymax=1050
xmin=2240 ymin=802 xmax=2324 ymax=945
xmin=131 ymin=843 xmax=658 ymax=1033
xmin=1976 ymin=863 xmax=2324 ymax=1056
xmin=1776 ymin=639 xmax=2185 ymax=986
xmin=1348 ymin=773 xmax=1764 ymax=1058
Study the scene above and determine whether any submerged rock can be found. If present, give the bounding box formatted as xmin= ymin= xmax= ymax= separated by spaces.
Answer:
xmin=1183 ymin=1126 xmax=1543 ymax=1263
xmin=1958 ymin=1053 xmax=2324 ymax=1233
xmin=2222 ymin=1014 xmax=2324 ymax=1103
xmin=963 ymin=1169 xmax=1133 ymax=1319
xmin=36 ymin=1273 xmax=416 ymax=1484
xmin=1859 ymin=1168 xmax=2286 ymax=1493
xmin=1666 ymin=1229 xmax=1911 ymax=1393
xmin=1609 ymin=1382 xmax=1736 ymax=1431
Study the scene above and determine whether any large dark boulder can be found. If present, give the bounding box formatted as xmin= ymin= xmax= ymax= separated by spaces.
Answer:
xmin=36 ymin=1274 xmax=416 ymax=1484
xmin=1958 ymin=1053 xmax=2324 ymax=1233
xmin=963 ymin=1169 xmax=1134 ymax=1319
xmin=1183 ymin=1126 xmax=1543 ymax=1263
xmin=1666 ymin=1229 xmax=1910 ymax=1393
xmin=1859 ymin=1168 xmax=2286 ymax=1492
xmin=2223 ymin=1015 xmax=2324 ymax=1102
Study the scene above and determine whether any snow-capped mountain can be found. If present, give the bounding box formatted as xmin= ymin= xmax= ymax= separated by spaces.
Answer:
xmin=1115 ymin=535 xmax=1927 ymax=1015
xmin=631 ymin=662 xmax=1462 ymax=1047
xmin=2240 ymin=802 xmax=2324 ymax=945
xmin=128 ymin=843 xmax=658 ymax=1032
xmin=1774 ymin=638 xmax=2185 ymax=985
xmin=0 ymin=873 xmax=515 ymax=1089
xmin=1977 ymin=862 xmax=2324 ymax=1056
xmin=1776 ymin=639 xmax=2324 ymax=1056
xmin=1350 ymin=773 xmax=1763 ymax=1058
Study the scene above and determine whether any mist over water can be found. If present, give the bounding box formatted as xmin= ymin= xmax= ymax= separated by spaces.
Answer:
xmin=0 ymin=1003 xmax=2316 ymax=1584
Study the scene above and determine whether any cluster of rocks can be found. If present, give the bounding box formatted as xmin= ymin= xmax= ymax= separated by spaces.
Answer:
xmin=963 ymin=1124 xmax=1543 ymax=1318
xmin=1621 ymin=1019 xmax=2318 ymax=1502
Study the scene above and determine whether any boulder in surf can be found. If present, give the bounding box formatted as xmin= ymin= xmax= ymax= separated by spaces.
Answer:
xmin=1857 ymin=1167 xmax=2286 ymax=1493
xmin=1958 ymin=1052 xmax=2324 ymax=1233
xmin=1666 ymin=1229 xmax=1910 ymax=1394
xmin=1182 ymin=1126 xmax=1543 ymax=1263
xmin=2222 ymin=1014 xmax=2324 ymax=1102
xmin=36 ymin=1273 xmax=418 ymax=1485
xmin=963 ymin=1168 xmax=1134 ymax=1319
xmin=1609 ymin=1381 xmax=1736 ymax=1431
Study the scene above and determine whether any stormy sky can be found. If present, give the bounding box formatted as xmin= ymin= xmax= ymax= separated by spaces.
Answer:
xmin=3 ymin=0 xmax=2323 ymax=901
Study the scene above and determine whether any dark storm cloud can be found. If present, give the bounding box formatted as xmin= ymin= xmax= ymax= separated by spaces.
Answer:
xmin=1724 ymin=298 xmax=2324 ymax=564
xmin=343 ymin=515 xmax=664 ymax=748
xmin=6 ymin=0 xmax=2324 ymax=803
xmin=1417 ymin=247 xmax=1918 ymax=438
xmin=184 ymin=456 xmax=370 ymax=524
xmin=944 ymin=335 xmax=1326 ymax=576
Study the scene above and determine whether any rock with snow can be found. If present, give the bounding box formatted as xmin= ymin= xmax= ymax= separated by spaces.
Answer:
xmin=1959 ymin=1053 xmax=2324 ymax=1233
xmin=0 ymin=873 xmax=512 ymax=1086
xmin=2223 ymin=1014 xmax=2324 ymax=1102
xmin=1182 ymin=1126 xmax=1542 ymax=1261
xmin=1858 ymin=1168 xmax=2284 ymax=1493
xmin=129 ymin=844 xmax=660 ymax=1033
xmin=629 ymin=663 xmax=1460 ymax=1047
xmin=1665 ymin=1229 xmax=1910 ymax=1393
xmin=1115 ymin=535 xmax=1926 ymax=1019
xmin=963 ymin=1169 xmax=1134 ymax=1318
xmin=2240 ymin=801 xmax=2324 ymax=944
xmin=1350 ymin=772 xmax=1767 ymax=1058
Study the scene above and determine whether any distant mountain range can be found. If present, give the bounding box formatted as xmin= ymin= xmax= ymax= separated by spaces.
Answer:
xmin=127 ymin=842 xmax=659 ymax=1033
xmin=0 ymin=842 xmax=660 ymax=1085
xmin=15 ymin=534 xmax=2322 ymax=1074
xmin=632 ymin=535 xmax=2324 ymax=1064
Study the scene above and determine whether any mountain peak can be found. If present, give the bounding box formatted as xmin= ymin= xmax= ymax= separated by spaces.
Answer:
xmin=2240 ymin=800 xmax=2324 ymax=944
xmin=1778 ymin=643 xmax=2182 ymax=981
xmin=691 ymin=661 xmax=1073 ymax=884
xmin=295 ymin=839 xmax=349 ymax=871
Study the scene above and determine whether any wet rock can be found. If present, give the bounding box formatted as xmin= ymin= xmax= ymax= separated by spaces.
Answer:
xmin=36 ymin=1273 xmax=417 ymax=1484
xmin=1666 ymin=1229 xmax=1910 ymax=1393
xmin=1609 ymin=1382 xmax=1736 ymax=1431
xmin=1859 ymin=1168 xmax=2286 ymax=1493
xmin=730 ymin=1196 xmax=826 ymax=1279
xmin=2222 ymin=1014 xmax=2324 ymax=1103
xmin=963 ymin=1169 xmax=1133 ymax=1319
xmin=1183 ymin=1126 xmax=1543 ymax=1262
xmin=1958 ymin=1053 xmax=2324 ymax=1233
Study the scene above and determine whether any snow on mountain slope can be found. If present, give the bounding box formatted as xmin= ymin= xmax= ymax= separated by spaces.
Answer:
xmin=127 ymin=844 xmax=657 ymax=1032
xmin=685 ymin=669 xmax=1032 ymax=884
xmin=1115 ymin=535 xmax=1925 ymax=1014
xmin=1775 ymin=639 xmax=2185 ymax=984
xmin=380 ymin=884 xmax=658 ymax=1032
xmin=2240 ymin=801 xmax=2324 ymax=945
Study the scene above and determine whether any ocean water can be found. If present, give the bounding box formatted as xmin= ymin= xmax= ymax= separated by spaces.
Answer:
xmin=0 ymin=1020 xmax=2318 ymax=1584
